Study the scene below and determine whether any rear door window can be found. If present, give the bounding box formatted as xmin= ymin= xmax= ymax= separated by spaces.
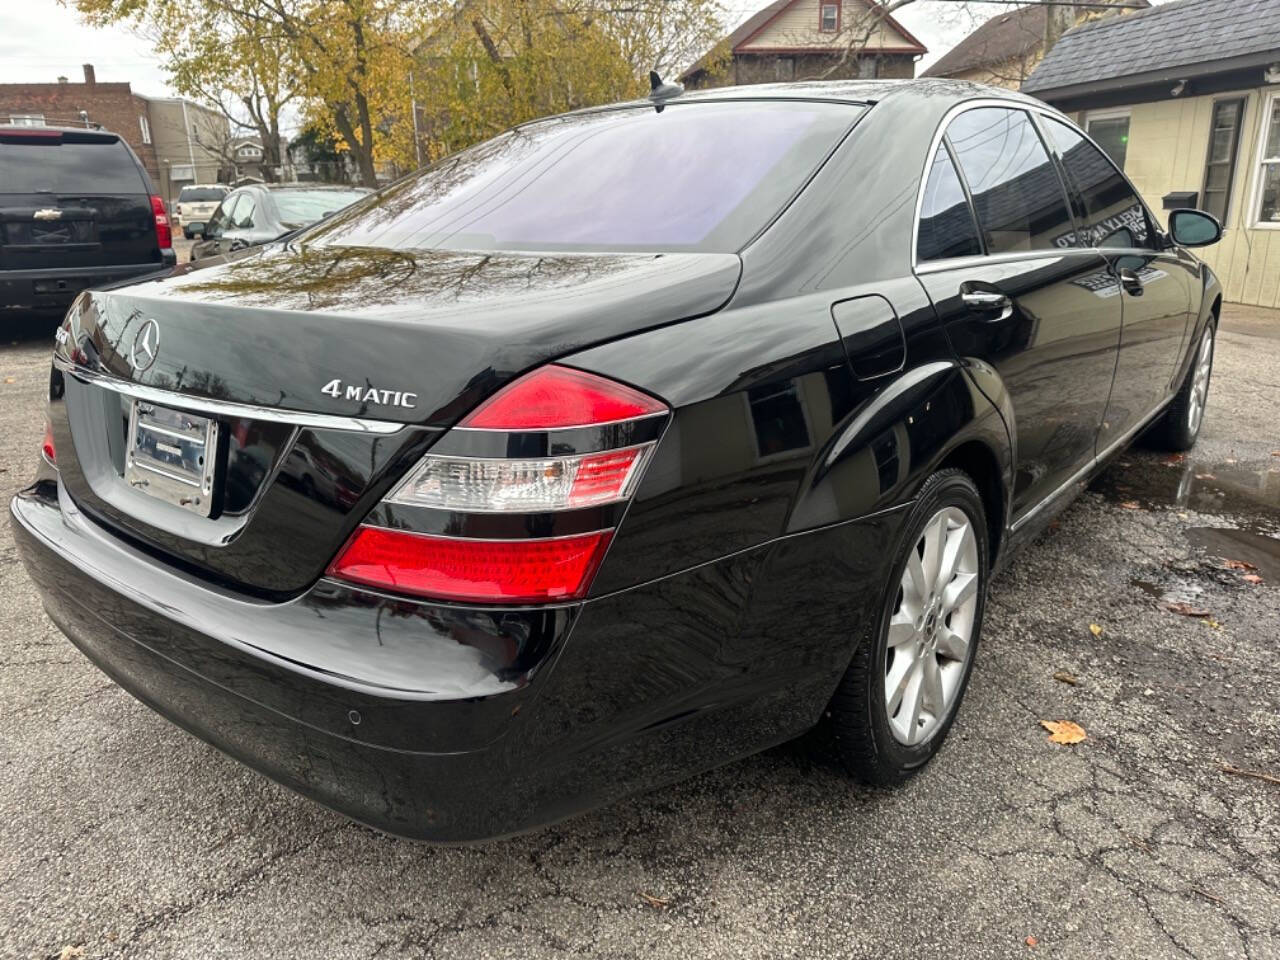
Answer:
xmin=179 ymin=187 xmax=227 ymax=203
xmin=234 ymin=195 xmax=257 ymax=229
xmin=1043 ymin=117 xmax=1155 ymax=251
xmin=0 ymin=136 xmax=145 ymax=194
xmin=307 ymin=100 xmax=863 ymax=254
xmin=946 ymin=107 xmax=1078 ymax=254
xmin=917 ymin=142 xmax=983 ymax=262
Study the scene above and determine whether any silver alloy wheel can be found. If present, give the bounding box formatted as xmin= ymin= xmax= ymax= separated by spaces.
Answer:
xmin=1187 ymin=326 xmax=1214 ymax=435
xmin=884 ymin=505 xmax=980 ymax=746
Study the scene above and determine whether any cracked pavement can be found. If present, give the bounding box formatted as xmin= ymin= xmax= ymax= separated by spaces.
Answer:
xmin=2 ymin=306 xmax=1278 ymax=959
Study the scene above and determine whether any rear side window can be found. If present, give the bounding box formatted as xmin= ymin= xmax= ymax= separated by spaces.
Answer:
xmin=307 ymin=101 xmax=863 ymax=254
xmin=0 ymin=138 xmax=145 ymax=194
xmin=947 ymin=108 xmax=1078 ymax=254
xmin=179 ymin=187 xmax=226 ymax=202
xmin=917 ymin=143 xmax=982 ymax=261
xmin=1043 ymin=117 xmax=1155 ymax=251
xmin=273 ymin=189 xmax=370 ymax=226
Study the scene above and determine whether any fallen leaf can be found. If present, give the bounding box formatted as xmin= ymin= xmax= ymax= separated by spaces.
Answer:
xmin=1089 ymin=623 xmax=1103 ymax=637
xmin=639 ymin=892 xmax=671 ymax=909
xmin=1165 ymin=453 xmax=1185 ymax=465
xmin=1025 ymin=935 xmax=1039 ymax=947
xmin=2 ymin=377 xmax=14 ymax=384
xmin=1195 ymin=473 xmax=1217 ymax=480
xmin=1243 ymin=574 xmax=1264 ymax=585
xmin=1272 ymin=451 xmax=1280 ymax=458
xmin=1053 ymin=670 xmax=1079 ymax=686
xmin=1203 ymin=618 xmax=1223 ymax=630
xmin=1165 ymin=602 xmax=1211 ymax=617
xmin=1119 ymin=500 xmax=1141 ymax=510
xmin=1040 ymin=720 xmax=1087 ymax=744
xmin=1222 ymin=559 xmax=1258 ymax=571
xmin=59 ymin=948 xmax=85 ymax=960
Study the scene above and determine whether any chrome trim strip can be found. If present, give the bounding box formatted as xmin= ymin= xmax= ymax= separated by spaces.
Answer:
xmin=1009 ymin=398 xmax=1172 ymax=534
xmin=55 ymin=356 xmax=407 ymax=435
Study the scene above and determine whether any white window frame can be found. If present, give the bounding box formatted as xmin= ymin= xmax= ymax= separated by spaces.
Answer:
xmin=139 ymin=114 xmax=151 ymax=144
xmin=819 ymin=2 xmax=839 ymax=32
xmin=8 ymin=113 xmax=45 ymax=127
xmin=1085 ymin=107 xmax=1132 ymax=170
xmin=1250 ymin=89 xmax=1280 ymax=230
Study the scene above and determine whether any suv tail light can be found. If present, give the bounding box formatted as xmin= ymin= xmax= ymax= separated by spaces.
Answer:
xmin=41 ymin=418 xmax=56 ymax=465
xmin=327 ymin=365 xmax=667 ymax=604
xmin=150 ymin=195 xmax=172 ymax=250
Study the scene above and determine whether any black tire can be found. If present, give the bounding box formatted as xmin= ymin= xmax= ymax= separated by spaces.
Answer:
xmin=183 ymin=228 xmax=193 ymax=240
xmin=1149 ymin=321 xmax=1215 ymax=452
xmin=827 ymin=469 xmax=989 ymax=787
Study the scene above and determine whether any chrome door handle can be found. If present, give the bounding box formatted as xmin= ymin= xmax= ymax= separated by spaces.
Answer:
xmin=1118 ymin=267 xmax=1145 ymax=296
xmin=961 ymin=289 xmax=1014 ymax=321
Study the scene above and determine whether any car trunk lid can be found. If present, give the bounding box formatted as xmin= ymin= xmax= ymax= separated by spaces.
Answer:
xmin=51 ymin=241 xmax=739 ymax=595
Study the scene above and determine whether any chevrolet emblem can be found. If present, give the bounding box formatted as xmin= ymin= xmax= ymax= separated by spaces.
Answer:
xmin=33 ymin=209 xmax=63 ymax=221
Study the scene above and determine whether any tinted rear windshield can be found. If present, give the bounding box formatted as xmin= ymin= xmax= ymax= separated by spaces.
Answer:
xmin=273 ymin=188 xmax=370 ymax=226
xmin=179 ymin=187 xmax=226 ymax=202
xmin=0 ymin=137 xmax=145 ymax=194
xmin=307 ymin=100 xmax=863 ymax=254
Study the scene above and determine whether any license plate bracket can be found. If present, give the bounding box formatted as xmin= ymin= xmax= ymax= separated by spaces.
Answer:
xmin=125 ymin=400 xmax=219 ymax=516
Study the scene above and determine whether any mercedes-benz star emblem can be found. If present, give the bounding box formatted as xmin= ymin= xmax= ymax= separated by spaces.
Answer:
xmin=131 ymin=319 xmax=160 ymax=372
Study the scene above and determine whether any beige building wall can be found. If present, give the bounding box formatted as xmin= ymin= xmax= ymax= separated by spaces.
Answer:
xmin=1068 ymin=88 xmax=1280 ymax=309
xmin=146 ymin=98 xmax=230 ymax=203
xmin=740 ymin=0 xmax=916 ymax=51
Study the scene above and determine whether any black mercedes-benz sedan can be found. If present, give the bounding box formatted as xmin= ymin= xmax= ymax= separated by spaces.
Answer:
xmin=11 ymin=80 xmax=1224 ymax=842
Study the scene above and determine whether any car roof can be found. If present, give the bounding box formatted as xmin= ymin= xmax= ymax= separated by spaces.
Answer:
xmin=677 ymin=78 xmax=1047 ymax=108
xmin=254 ymin=183 xmax=371 ymax=192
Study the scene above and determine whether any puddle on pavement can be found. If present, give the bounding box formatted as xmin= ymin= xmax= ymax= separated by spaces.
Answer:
xmin=1184 ymin=527 xmax=1280 ymax=583
xmin=1129 ymin=578 xmax=1209 ymax=604
xmin=1095 ymin=454 xmax=1280 ymax=585
xmin=1092 ymin=455 xmax=1280 ymax=525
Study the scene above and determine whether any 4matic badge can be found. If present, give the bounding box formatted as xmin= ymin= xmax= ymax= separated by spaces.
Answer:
xmin=321 ymin=379 xmax=418 ymax=409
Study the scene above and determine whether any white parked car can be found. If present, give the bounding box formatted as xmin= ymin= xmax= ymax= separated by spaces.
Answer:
xmin=173 ymin=184 xmax=229 ymax=238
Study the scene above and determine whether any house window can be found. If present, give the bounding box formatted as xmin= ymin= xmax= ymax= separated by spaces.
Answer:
xmin=1255 ymin=92 xmax=1280 ymax=227
xmin=1086 ymin=110 xmax=1131 ymax=170
xmin=139 ymin=114 xmax=151 ymax=144
xmin=1200 ymin=98 xmax=1244 ymax=226
xmin=8 ymin=114 xmax=44 ymax=127
xmin=820 ymin=2 xmax=839 ymax=32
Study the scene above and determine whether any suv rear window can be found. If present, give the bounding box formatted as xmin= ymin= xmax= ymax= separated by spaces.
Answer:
xmin=308 ymin=101 xmax=862 ymax=254
xmin=179 ymin=187 xmax=226 ymax=202
xmin=0 ymin=136 xmax=145 ymax=194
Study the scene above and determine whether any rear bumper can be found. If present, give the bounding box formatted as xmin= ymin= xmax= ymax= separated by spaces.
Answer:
xmin=11 ymin=483 xmax=901 ymax=842
xmin=1 ymin=261 xmax=174 ymax=311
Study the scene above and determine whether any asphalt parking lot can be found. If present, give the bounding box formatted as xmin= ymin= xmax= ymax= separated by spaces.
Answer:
xmin=2 ymin=306 xmax=1278 ymax=960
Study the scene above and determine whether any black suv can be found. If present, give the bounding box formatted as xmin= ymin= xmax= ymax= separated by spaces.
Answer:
xmin=0 ymin=126 xmax=175 ymax=315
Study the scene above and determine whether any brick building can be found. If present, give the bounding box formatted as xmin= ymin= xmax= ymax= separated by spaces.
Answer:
xmin=0 ymin=64 xmax=230 ymax=205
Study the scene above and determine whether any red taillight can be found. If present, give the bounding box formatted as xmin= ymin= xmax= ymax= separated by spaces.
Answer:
xmin=329 ymin=365 xmax=668 ymax=604
xmin=327 ymin=527 xmax=613 ymax=603
xmin=150 ymin=195 xmax=172 ymax=250
xmin=461 ymin=364 xmax=665 ymax=430
xmin=41 ymin=419 xmax=56 ymax=465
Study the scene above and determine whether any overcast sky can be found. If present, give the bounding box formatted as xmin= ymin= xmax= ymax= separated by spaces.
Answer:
xmin=0 ymin=0 xmax=1169 ymax=133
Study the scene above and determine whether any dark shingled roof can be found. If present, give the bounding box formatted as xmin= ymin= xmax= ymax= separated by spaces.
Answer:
xmin=1024 ymin=0 xmax=1280 ymax=95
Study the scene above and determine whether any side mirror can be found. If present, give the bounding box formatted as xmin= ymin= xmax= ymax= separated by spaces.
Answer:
xmin=1168 ymin=209 xmax=1222 ymax=248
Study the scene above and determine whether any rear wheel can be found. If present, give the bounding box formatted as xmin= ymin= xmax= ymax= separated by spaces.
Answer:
xmin=1151 ymin=322 xmax=1214 ymax=452
xmin=827 ymin=469 xmax=988 ymax=786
